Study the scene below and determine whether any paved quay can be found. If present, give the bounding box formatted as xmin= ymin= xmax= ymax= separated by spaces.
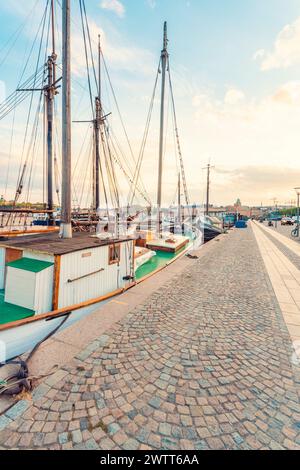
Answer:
xmin=0 ymin=224 xmax=300 ymax=450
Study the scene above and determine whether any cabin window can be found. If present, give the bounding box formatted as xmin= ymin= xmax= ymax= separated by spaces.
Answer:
xmin=108 ymin=244 xmax=121 ymax=265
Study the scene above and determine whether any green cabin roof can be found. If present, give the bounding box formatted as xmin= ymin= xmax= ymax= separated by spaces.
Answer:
xmin=6 ymin=257 xmax=53 ymax=273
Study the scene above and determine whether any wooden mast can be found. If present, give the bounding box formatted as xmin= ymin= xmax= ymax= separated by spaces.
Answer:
xmin=157 ymin=21 xmax=168 ymax=234
xmin=94 ymin=35 xmax=101 ymax=212
xmin=203 ymin=163 xmax=214 ymax=216
xmin=46 ymin=0 xmax=57 ymax=226
xmin=178 ymin=172 xmax=181 ymax=223
xmin=60 ymin=0 xmax=72 ymax=239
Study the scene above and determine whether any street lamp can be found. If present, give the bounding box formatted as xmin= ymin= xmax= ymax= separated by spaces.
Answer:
xmin=272 ymin=197 xmax=278 ymax=229
xmin=295 ymin=188 xmax=300 ymax=232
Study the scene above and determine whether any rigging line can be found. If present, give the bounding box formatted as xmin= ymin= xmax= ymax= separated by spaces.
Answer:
xmin=108 ymin=126 xmax=146 ymax=200
xmin=54 ymin=156 xmax=61 ymax=206
xmin=53 ymin=100 xmax=62 ymax=203
xmin=56 ymin=63 xmax=91 ymax=97
xmin=0 ymin=69 xmax=44 ymax=115
xmin=79 ymin=0 xmax=95 ymax=119
xmin=75 ymin=131 xmax=92 ymax=205
xmin=101 ymin=129 xmax=114 ymax=208
xmin=0 ymin=69 xmax=45 ymax=118
xmin=108 ymin=131 xmax=149 ymax=204
xmin=18 ymin=15 xmax=50 ymax=206
xmin=16 ymin=0 xmax=50 ymax=190
xmin=104 ymin=126 xmax=120 ymax=209
xmin=0 ymin=90 xmax=41 ymax=121
xmin=15 ymin=66 xmax=48 ymax=204
xmin=14 ymin=2 xmax=51 ymax=94
xmin=167 ymin=59 xmax=190 ymax=207
xmin=73 ymin=127 xmax=92 ymax=201
xmin=99 ymin=127 xmax=109 ymax=212
xmin=162 ymin=77 xmax=171 ymax=166
xmin=26 ymin=109 xmax=43 ymax=204
xmin=0 ymin=0 xmax=41 ymax=70
xmin=170 ymin=88 xmax=179 ymax=175
xmin=73 ymin=124 xmax=91 ymax=175
xmin=128 ymin=59 xmax=161 ymax=206
xmin=3 ymin=105 xmax=17 ymax=199
xmin=56 ymin=0 xmax=99 ymax=87
xmin=129 ymin=59 xmax=161 ymax=205
xmin=78 ymin=136 xmax=93 ymax=209
xmin=101 ymin=54 xmax=141 ymax=173
xmin=82 ymin=0 xmax=98 ymax=95
xmin=73 ymin=86 xmax=87 ymax=121
xmin=40 ymin=0 xmax=52 ymax=209
xmin=74 ymin=132 xmax=93 ymax=208
xmin=109 ymin=129 xmax=148 ymax=196
xmin=43 ymin=91 xmax=46 ymax=205
xmin=109 ymin=125 xmax=136 ymax=178
xmin=22 ymin=89 xmax=44 ymax=203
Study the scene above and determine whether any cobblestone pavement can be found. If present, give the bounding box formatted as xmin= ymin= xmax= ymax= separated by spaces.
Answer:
xmin=0 ymin=226 xmax=300 ymax=450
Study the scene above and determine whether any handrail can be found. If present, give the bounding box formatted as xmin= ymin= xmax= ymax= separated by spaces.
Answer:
xmin=67 ymin=268 xmax=104 ymax=283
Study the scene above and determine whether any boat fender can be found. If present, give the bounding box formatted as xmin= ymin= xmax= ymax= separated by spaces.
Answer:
xmin=0 ymin=360 xmax=31 ymax=396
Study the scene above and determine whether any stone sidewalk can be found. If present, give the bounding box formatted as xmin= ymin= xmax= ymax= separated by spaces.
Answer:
xmin=0 ymin=225 xmax=300 ymax=450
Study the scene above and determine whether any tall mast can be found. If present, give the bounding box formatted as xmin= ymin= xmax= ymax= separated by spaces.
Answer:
xmin=206 ymin=164 xmax=210 ymax=216
xmin=60 ymin=0 xmax=72 ymax=238
xmin=46 ymin=0 xmax=57 ymax=226
xmin=157 ymin=21 xmax=168 ymax=232
xmin=94 ymin=35 xmax=101 ymax=211
xmin=203 ymin=163 xmax=214 ymax=216
xmin=178 ymin=172 xmax=181 ymax=223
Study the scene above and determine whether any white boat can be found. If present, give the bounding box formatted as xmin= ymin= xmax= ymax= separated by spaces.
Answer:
xmin=134 ymin=246 xmax=156 ymax=272
xmin=0 ymin=232 xmax=136 ymax=362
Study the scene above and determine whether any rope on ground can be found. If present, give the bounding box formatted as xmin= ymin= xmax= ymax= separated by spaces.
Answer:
xmin=0 ymin=313 xmax=71 ymax=396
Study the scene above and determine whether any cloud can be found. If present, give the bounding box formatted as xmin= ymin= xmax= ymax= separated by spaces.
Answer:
xmin=212 ymin=166 xmax=300 ymax=206
xmin=100 ymin=0 xmax=125 ymax=18
xmin=147 ymin=0 xmax=156 ymax=8
xmin=254 ymin=17 xmax=300 ymax=71
xmin=186 ymin=80 xmax=300 ymax=205
xmin=70 ymin=18 xmax=155 ymax=77
xmin=224 ymin=88 xmax=245 ymax=105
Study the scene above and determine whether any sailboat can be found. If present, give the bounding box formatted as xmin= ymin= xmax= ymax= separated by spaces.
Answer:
xmin=0 ymin=0 xmax=137 ymax=362
xmin=0 ymin=5 xmax=200 ymax=362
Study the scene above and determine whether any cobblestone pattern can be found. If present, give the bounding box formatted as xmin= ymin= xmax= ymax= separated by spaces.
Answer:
xmin=0 ymin=226 xmax=300 ymax=450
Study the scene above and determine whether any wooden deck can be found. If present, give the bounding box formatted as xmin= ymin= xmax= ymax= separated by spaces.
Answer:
xmin=146 ymin=235 xmax=189 ymax=253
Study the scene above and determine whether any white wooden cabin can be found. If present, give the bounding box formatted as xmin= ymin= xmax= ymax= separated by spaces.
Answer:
xmin=0 ymin=233 xmax=135 ymax=322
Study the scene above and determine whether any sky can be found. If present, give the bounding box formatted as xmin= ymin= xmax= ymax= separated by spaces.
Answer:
xmin=1 ymin=0 xmax=300 ymax=207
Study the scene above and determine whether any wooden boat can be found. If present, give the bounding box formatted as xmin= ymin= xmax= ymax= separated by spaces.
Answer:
xmin=0 ymin=232 xmax=136 ymax=361
xmin=0 ymin=8 xmax=198 ymax=363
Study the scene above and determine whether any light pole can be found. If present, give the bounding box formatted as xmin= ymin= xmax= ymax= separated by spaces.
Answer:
xmin=272 ymin=197 xmax=278 ymax=229
xmin=295 ymin=188 xmax=300 ymax=236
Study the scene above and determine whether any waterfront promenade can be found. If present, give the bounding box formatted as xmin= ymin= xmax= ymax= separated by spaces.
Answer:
xmin=0 ymin=222 xmax=300 ymax=450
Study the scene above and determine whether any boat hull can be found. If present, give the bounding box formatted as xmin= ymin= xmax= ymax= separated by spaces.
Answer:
xmin=0 ymin=300 xmax=110 ymax=362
